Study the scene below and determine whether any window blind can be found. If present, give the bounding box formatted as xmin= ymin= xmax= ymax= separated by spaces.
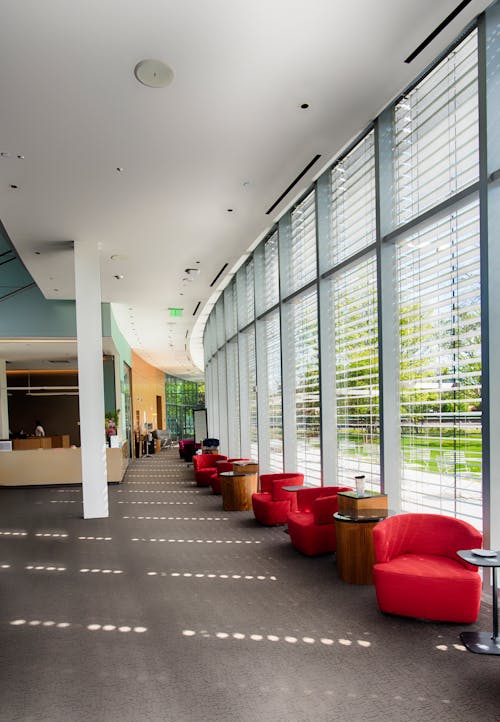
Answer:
xmin=394 ymin=31 xmax=479 ymax=227
xmin=290 ymin=287 xmax=320 ymax=484
xmin=264 ymin=310 xmax=283 ymax=472
xmin=224 ymin=280 xmax=238 ymax=340
xmin=263 ymin=232 xmax=280 ymax=310
xmin=396 ymin=199 xmax=482 ymax=527
xmin=226 ymin=339 xmax=240 ymax=455
xmin=330 ymin=131 xmax=376 ymax=268
xmin=289 ymin=190 xmax=317 ymax=295
xmin=329 ymin=255 xmax=380 ymax=489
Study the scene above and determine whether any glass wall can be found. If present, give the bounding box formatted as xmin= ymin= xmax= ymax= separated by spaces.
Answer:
xmin=203 ymin=4 xmax=499 ymax=537
xmin=165 ymin=374 xmax=205 ymax=441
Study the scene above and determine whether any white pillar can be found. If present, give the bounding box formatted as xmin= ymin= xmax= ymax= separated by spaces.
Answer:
xmin=0 ymin=360 xmax=9 ymax=439
xmin=74 ymin=241 xmax=108 ymax=519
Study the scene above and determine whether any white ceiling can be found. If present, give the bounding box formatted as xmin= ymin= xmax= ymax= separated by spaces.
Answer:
xmin=0 ymin=0 xmax=491 ymax=379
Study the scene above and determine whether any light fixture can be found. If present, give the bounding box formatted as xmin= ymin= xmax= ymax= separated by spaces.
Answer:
xmin=134 ymin=59 xmax=174 ymax=88
xmin=114 ymin=274 xmax=124 ymax=280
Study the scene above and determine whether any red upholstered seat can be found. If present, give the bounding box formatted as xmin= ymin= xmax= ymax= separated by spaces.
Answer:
xmin=372 ymin=513 xmax=482 ymax=623
xmin=192 ymin=453 xmax=227 ymax=486
xmin=210 ymin=458 xmax=249 ymax=494
xmin=251 ymin=473 xmax=305 ymax=525
xmin=179 ymin=440 xmax=200 ymax=461
xmin=286 ymin=486 xmax=352 ymax=555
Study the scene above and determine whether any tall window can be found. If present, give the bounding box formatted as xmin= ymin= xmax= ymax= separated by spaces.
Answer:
xmin=392 ymin=29 xmax=481 ymax=526
xmin=326 ymin=131 xmax=378 ymax=488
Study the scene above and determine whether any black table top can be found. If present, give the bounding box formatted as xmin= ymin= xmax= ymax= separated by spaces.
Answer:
xmin=334 ymin=509 xmax=391 ymax=523
xmin=219 ymin=470 xmax=255 ymax=477
xmin=457 ymin=549 xmax=500 ymax=567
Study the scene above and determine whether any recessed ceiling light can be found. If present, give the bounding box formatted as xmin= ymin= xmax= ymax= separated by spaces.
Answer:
xmin=17 ymin=154 xmax=24 ymax=160
xmin=116 ymin=167 xmax=124 ymax=173
xmin=134 ymin=59 xmax=174 ymax=88
xmin=114 ymin=274 xmax=124 ymax=280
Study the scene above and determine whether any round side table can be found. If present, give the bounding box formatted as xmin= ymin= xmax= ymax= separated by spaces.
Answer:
xmin=457 ymin=549 xmax=500 ymax=655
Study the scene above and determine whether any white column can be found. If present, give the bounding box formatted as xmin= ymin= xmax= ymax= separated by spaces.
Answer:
xmin=0 ymin=360 xmax=9 ymax=439
xmin=74 ymin=241 xmax=108 ymax=519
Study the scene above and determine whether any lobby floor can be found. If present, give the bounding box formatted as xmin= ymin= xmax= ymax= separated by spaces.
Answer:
xmin=0 ymin=448 xmax=499 ymax=722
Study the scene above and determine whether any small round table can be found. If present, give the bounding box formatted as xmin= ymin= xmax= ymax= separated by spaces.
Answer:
xmin=457 ymin=549 xmax=500 ymax=655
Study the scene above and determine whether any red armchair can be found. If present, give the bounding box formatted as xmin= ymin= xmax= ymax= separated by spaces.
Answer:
xmin=251 ymin=473 xmax=305 ymax=525
xmin=372 ymin=513 xmax=483 ymax=623
xmin=286 ymin=486 xmax=352 ymax=555
xmin=192 ymin=453 xmax=227 ymax=486
xmin=210 ymin=458 xmax=249 ymax=494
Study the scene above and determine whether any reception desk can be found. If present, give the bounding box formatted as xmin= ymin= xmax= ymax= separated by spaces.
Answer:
xmin=12 ymin=435 xmax=71 ymax=450
xmin=0 ymin=442 xmax=129 ymax=486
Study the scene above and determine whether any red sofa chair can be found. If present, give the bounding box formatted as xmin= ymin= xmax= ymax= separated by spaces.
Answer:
xmin=372 ymin=513 xmax=483 ymax=623
xmin=286 ymin=486 xmax=352 ymax=556
xmin=251 ymin=473 xmax=305 ymax=525
xmin=192 ymin=453 xmax=227 ymax=486
xmin=210 ymin=458 xmax=249 ymax=494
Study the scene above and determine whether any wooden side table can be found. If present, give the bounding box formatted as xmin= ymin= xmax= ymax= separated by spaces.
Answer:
xmin=337 ymin=490 xmax=388 ymax=515
xmin=219 ymin=471 xmax=258 ymax=511
xmin=334 ymin=509 xmax=389 ymax=584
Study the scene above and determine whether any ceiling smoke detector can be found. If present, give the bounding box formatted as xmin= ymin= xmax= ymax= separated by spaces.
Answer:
xmin=134 ymin=59 xmax=174 ymax=88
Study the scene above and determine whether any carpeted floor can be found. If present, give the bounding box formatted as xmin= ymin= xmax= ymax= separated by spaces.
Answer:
xmin=0 ymin=448 xmax=498 ymax=722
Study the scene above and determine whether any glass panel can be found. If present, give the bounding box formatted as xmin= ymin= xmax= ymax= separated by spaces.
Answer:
xmin=226 ymin=339 xmax=240 ymax=456
xmin=329 ymin=131 xmax=376 ymax=267
xmin=289 ymin=287 xmax=320 ymax=484
xmin=265 ymin=310 xmax=283 ymax=472
xmin=288 ymin=190 xmax=317 ymax=294
xmin=263 ymin=232 xmax=280 ymax=310
xmin=329 ymin=255 xmax=380 ymax=490
xmin=394 ymin=31 xmax=478 ymax=226
xmin=396 ymin=199 xmax=482 ymax=527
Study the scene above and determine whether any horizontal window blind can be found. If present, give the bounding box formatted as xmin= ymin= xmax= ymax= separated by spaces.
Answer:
xmin=289 ymin=190 xmax=317 ymax=294
xmin=215 ymin=297 xmax=225 ymax=349
xmin=330 ymin=255 xmax=380 ymax=489
xmin=329 ymin=131 xmax=376 ymax=268
xmin=226 ymin=339 xmax=240 ymax=456
xmin=265 ymin=310 xmax=283 ymax=472
xmin=263 ymin=232 xmax=280 ymax=310
xmin=394 ymin=30 xmax=478 ymax=227
xmin=290 ymin=287 xmax=320 ymax=484
xmin=237 ymin=260 xmax=255 ymax=329
xmin=224 ymin=280 xmax=238 ymax=340
xmin=397 ymin=199 xmax=482 ymax=527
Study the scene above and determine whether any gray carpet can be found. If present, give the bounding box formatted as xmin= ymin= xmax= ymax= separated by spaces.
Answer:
xmin=0 ymin=448 xmax=498 ymax=722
